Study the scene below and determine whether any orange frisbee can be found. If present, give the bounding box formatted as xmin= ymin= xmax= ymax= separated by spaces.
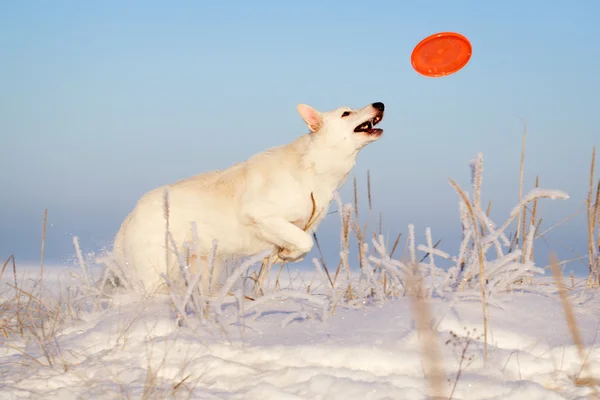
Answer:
xmin=411 ymin=32 xmax=472 ymax=77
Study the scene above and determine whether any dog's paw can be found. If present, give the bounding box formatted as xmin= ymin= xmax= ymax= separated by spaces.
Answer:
xmin=278 ymin=247 xmax=307 ymax=262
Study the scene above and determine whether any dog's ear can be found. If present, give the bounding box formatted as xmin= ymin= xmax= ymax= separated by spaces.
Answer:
xmin=297 ymin=104 xmax=323 ymax=133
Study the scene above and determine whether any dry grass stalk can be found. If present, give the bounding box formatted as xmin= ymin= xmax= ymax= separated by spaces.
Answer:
xmin=340 ymin=205 xmax=351 ymax=278
xmin=457 ymin=271 xmax=472 ymax=292
xmin=480 ymin=201 xmax=492 ymax=236
xmin=596 ymin=179 xmax=600 ymax=284
xmin=38 ymin=209 xmax=48 ymax=322
xmin=528 ymin=176 xmax=540 ymax=262
xmin=351 ymin=178 xmax=368 ymax=276
xmin=448 ymin=177 xmax=488 ymax=361
xmin=367 ymin=170 xmax=373 ymax=212
xmin=254 ymin=259 xmax=270 ymax=296
xmin=366 ymin=170 xmax=381 ymax=243
xmin=162 ymin=188 xmax=193 ymax=319
xmin=586 ymin=146 xmax=599 ymax=286
xmin=595 ymin=179 xmax=600 ymax=237
xmin=348 ymin=173 xmax=405 ymax=295
xmin=521 ymin=205 xmax=528 ymax=252
xmin=351 ymin=172 xmax=390 ymax=299
xmin=331 ymin=259 xmax=343 ymax=287
xmin=353 ymin=176 xmax=359 ymax=220
xmin=73 ymin=236 xmax=91 ymax=289
xmin=597 ymin=178 xmax=600 ymax=225
xmin=350 ymin=218 xmax=366 ymax=272
xmin=447 ymin=328 xmax=480 ymax=400
xmin=389 ymin=232 xmax=402 ymax=259
xmin=313 ymin=233 xmax=333 ymax=287
xmin=1 ymin=254 xmax=13 ymax=282
xmin=163 ymin=189 xmax=170 ymax=285
xmin=406 ymin=261 xmax=446 ymax=399
xmin=570 ymin=271 xmax=575 ymax=289
xmin=255 ymin=257 xmax=273 ymax=296
xmin=332 ymin=200 xmax=353 ymax=296
xmin=419 ymin=239 xmax=442 ymax=263
xmin=1 ymin=254 xmax=70 ymax=369
xmin=550 ymin=258 xmax=580 ymax=346
xmin=304 ymin=192 xmax=321 ymax=232
xmin=11 ymin=256 xmax=25 ymax=337
xmin=39 ymin=209 xmax=47 ymax=287
xmin=515 ymin=121 xmax=527 ymax=251
xmin=549 ymin=253 xmax=599 ymax=396
xmin=274 ymin=261 xmax=287 ymax=291
xmin=1 ymin=256 xmax=17 ymax=338
xmin=534 ymin=202 xmax=586 ymax=248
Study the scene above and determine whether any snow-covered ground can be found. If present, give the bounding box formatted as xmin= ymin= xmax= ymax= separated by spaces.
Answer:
xmin=2 ymin=155 xmax=599 ymax=399
xmin=1 ymin=260 xmax=599 ymax=400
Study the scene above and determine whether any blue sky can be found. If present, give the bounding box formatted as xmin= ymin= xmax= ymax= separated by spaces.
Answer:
xmin=1 ymin=0 xmax=598 ymax=275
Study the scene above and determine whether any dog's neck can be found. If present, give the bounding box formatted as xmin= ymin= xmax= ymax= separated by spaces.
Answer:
xmin=301 ymin=134 xmax=359 ymax=192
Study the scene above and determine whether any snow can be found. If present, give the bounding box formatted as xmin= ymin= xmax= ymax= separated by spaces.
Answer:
xmin=1 ymin=263 xmax=599 ymax=400
xmin=1 ymin=153 xmax=598 ymax=399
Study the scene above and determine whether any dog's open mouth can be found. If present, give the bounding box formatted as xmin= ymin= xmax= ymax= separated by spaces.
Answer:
xmin=354 ymin=113 xmax=384 ymax=135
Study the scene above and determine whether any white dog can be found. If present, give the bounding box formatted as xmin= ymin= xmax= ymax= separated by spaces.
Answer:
xmin=109 ymin=102 xmax=385 ymax=294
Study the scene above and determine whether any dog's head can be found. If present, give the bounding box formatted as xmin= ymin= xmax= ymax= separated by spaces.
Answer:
xmin=297 ymin=102 xmax=385 ymax=151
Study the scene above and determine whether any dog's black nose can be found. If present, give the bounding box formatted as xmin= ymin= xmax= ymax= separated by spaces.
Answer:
xmin=372 ymin=102 xmax=385 ymax=112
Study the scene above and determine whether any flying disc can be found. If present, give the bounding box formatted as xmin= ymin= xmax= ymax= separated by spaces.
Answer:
xmin=411 ymin=32 xmax=472 ymax=77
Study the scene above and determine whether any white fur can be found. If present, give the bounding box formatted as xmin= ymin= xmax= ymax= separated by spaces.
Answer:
xmin=111 ymin=102 xmax=385 ymax=294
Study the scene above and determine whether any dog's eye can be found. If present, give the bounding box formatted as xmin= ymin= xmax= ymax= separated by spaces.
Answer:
xmin=341 ymin=111 xmax=351 ymax=117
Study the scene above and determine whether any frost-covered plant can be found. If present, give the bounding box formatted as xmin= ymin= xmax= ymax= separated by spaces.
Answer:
xmin=90 ymin=153 xmax=570 ymax=327
xmin=328 ymin=153 xmax=569 ymax=307
xmin=434 ymin=153 xmax=568 ymax=296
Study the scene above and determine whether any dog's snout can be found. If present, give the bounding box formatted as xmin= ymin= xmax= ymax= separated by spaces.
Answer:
xmin=372 ymin=102 xmax=385 ymax=112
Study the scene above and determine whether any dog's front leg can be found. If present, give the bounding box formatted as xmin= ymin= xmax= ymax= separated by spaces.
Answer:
xmin=245 ymin=215 xmax=313 ymax=261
